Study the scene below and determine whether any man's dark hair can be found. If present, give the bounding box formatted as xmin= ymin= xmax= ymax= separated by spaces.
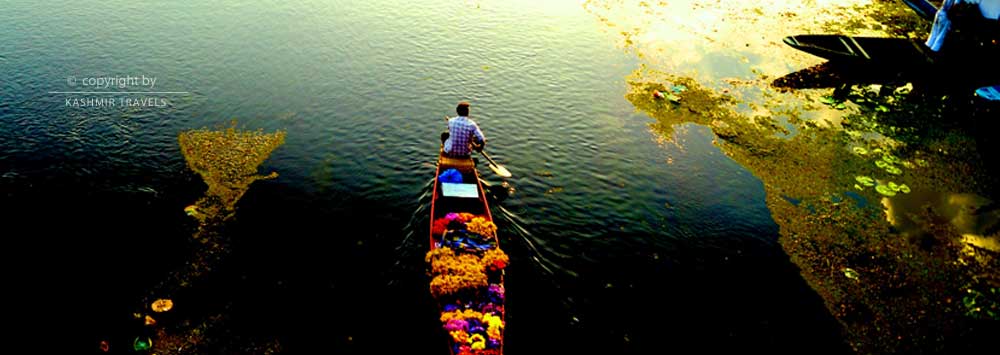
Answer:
xmin=457 ymin=101 xmax=470 ymax=116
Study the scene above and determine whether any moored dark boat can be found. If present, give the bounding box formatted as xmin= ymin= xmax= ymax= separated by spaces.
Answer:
xmin=782 ymin=35 xmax=936 ymax=66
xmin=427 ymin=151 xmax=508 ymax=355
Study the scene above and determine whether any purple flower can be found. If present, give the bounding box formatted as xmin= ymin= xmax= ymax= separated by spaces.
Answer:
xmin=443 ymin=304 xmax=459 ymax=312
xmin=487 ymin=338 xmax=501 ymax=348
xmin=466 ymin=318 xmax=481 ymax=329
xmin=444 ymin=319 xmax=469 ymax=332
xmin=481 ymin=303 xmax=503 ymax=314
xmin=489 ymin=284 xmax=505 ymax=302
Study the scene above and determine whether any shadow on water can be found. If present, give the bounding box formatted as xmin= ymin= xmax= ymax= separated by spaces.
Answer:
xmin=485 ymin=188 xmax=851 ymax=354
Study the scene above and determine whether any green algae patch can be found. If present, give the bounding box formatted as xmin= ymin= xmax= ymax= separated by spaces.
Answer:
xmin=118 ymin=122 xmax=287 ymax=355
xmin=179 ymin=122 xmax=286 ymax=222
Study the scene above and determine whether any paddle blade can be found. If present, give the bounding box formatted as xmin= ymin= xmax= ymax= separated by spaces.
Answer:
xmin=488 ymin=162 xmax=512 ymax=178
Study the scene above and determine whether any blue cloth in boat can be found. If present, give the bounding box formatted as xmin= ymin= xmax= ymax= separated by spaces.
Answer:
xmin=439 ymin=168 xmax=464 ymax=183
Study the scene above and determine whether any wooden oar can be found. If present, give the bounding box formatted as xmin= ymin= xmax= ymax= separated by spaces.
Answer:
xmin=479 ymin=150 xmax=512 ymax=178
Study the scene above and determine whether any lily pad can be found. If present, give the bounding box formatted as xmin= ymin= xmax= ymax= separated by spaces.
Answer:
xmin=898 ymin=184 xmax=911 ymax=193
xmin=875 ymin=160 xmax=889 ymax=169
xmin=665 ymin=93 xmax=682 ymax=102
xmin=882 ymin=155 xmax=900 ymax=164
xmin=835 ymin=103 xmax=847 ymax=110
xmin=671 ymin=84 xmax=687 ymax=93
xmin=888 ymin=182 xmax=900 ymax=191
xmin=855 ymin=176 xmax=876 ymax=187
xmin=875 ymin=184 xmax=897 ymax=197
xmin=852 ymin=147 xmax=868 ymax=155
xmin=884 ymin=165 xmax=903 ymax=175
xmin=843 ymin=268 xmax=860 ymax=280
xmin=876 ymin=105 xmax=890 ymax=112
xmin=819 ymin=96 xmax=837 ymax=105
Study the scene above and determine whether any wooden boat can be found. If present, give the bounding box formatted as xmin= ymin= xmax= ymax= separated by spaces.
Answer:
xmin=782 ymin=35 xmax=936 ymax=67
xmin=427 ymin=151 xmax=506 ymax=355
xmin=781 ymin=34 xmax=1000 ymax=90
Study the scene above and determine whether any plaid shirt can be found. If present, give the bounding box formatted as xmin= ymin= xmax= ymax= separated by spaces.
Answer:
xmin=444 ymin=116 xmax=485 ymax=157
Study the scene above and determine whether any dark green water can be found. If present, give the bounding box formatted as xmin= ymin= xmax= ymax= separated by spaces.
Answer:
xmin=2 ymin=0 xmax=853 ymax=353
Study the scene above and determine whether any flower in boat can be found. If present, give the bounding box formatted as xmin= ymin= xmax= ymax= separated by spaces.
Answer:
xmin=431 ymin=273 xmax=488 ymax=298
xmin=469 ymin=334 xmax=486 ymax=350
xmin=483 ymin=313 xmax=504 ymax=340
xmin=450 ymin=330 xmax=469 ymax=343
xmin=488 ymin=284 xmax=505 ymax=303
xmin=425 ymin=247 xmax=455 ymax=263
xmin=430 ymin=253 xmax=484 ymax=275
xmin=444 ymin=319 xmax=469 ymax=332
xmin=466 ymin=217 xmax=497 ymax=238
xmin=480 ymin=249 xmax=509 ymax=271
xmin=441 ymin=309 xmax=484 ymax=323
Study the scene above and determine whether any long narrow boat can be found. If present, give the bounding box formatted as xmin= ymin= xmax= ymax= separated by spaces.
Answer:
xmin=427 ymin=151 xmax=507 ymax=355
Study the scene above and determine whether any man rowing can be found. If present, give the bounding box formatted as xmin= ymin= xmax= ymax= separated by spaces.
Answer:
xmin=441 ymin=101 xmax=486 ymax=158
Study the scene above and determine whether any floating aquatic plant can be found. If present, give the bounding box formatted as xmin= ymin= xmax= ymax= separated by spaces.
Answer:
xmin=133 ymin=337 xmax=152 ymax=352
xmin=843 ymin=268 xmax=860 ymax=281
xmin=855 ymin=176 xmax=876 ymax=187
xmin=853 ymin=147 xmax=869 ymax=155
xmin=962 ymin=284 xmax=999 ymax=320
xmin=178 ymin=122 xmax=286 ymax=222
xmin=875 ymin=184 xmax=897 ymax=197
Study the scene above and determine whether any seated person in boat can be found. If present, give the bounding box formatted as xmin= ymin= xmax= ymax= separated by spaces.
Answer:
xmin=926 ymin=0 xmax=1000 ymax=53
xmin=441 ymin=101 xmax=486 ymax=158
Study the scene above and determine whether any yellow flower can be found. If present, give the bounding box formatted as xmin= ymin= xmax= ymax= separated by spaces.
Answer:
xmin=466 ymin=217 xmax=497 ymax=238
xmin=469 ymin=333 xmax=486 ymax=349
xmin=480 ymin=249 xmax=509 ymax=270
xmin=450 ymin=330 xmax=469 ymax=343
xmin=482 ymin=313 xmax=504 ymax=339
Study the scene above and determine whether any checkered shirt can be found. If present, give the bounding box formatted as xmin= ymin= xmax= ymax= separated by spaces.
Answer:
xmin=444 ymin=116 xmax=485 ymax=157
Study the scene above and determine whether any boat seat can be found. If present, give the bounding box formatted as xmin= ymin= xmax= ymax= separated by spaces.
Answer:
xmin=438 ymin=152 xmax=476 ymax=173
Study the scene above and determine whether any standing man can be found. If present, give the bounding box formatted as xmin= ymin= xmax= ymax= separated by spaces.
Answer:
xmin=441 ymin=101 xmax=486 ymax=158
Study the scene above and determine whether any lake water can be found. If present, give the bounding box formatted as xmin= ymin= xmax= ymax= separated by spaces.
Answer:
xmin=0 ymin=0 xmax=926 ymax=353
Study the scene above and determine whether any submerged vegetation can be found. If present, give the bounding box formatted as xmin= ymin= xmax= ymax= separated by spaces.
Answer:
xmin=628 ymin=65 xmax=1000 ymax=353
xmin=114 ymin=122 xmax=286 ymax=354
xmin=178 ymin=121 xmax=286 ymax=223
xmin=592 ymin=0 xmax=1000 ymax=352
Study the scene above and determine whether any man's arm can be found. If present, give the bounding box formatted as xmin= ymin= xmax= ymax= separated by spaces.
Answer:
xmin=473 ymin=122 xmax=486 ymax=145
